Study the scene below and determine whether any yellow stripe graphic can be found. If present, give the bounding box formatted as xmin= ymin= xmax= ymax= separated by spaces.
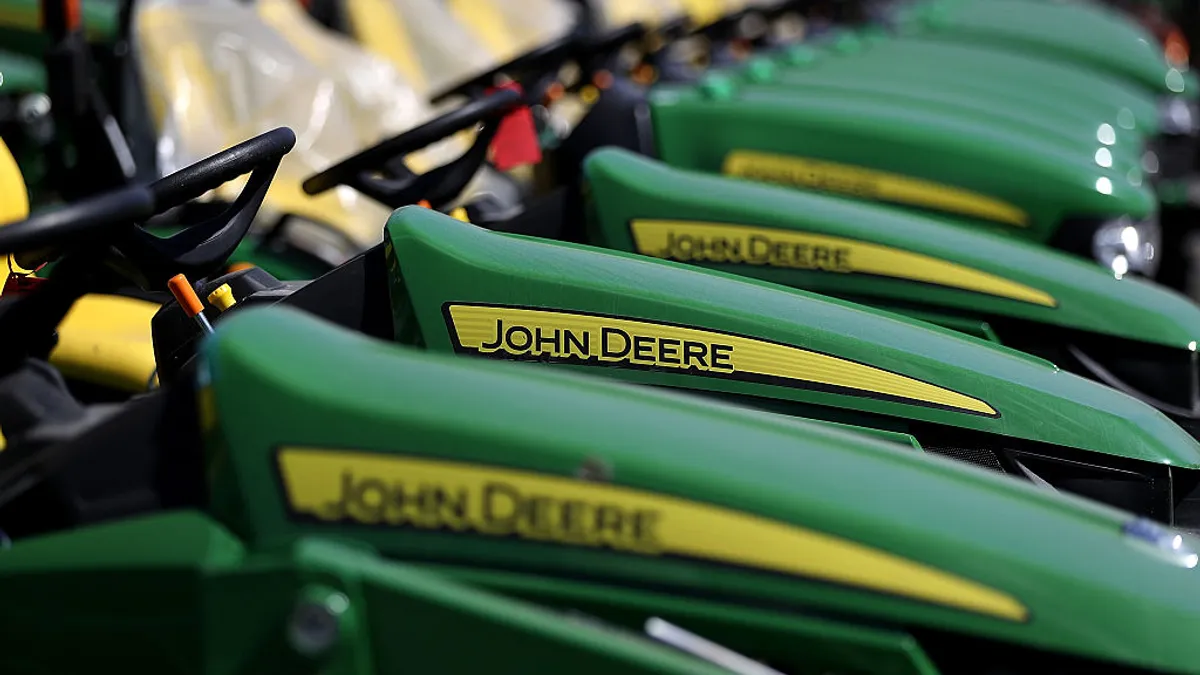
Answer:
xmin=446 ymin=304 xmax=997 ymax=416
xmin=629 ymin=220 xmax=1056 ymax=307
xmin=278 ymin=449 xmax=1028 ymax=622
xmin=723 ymin=151 xmax=1030 ymax=228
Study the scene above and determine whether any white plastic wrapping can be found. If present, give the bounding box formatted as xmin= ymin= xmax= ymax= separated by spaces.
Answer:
xmin=482 ymin=0 xmax=577 ymax=50
xmin=678 ymin=0 xmax=746 ymax=27
xmin=352 ymin=0 xmax=496 ymax=97
xmin=367 ymin=0 xmax=575 ymax=98
xmin=134 ymin=0 xmax=470 ymax=250
xmin=595 ymin=0 xmax=754 ymax=30
xmin=595 ymin=0 xmax=687 ymax=29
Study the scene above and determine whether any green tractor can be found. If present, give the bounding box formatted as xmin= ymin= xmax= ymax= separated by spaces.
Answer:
xmin=0 ymin=0 xmax=1191 ymax=285
xmin=4 ymin=144 xmax=1200 ymax=673
xmin=864 ymin=0 xmax=1197 ymax=98
xmin=294 ymin=0 xmax=1200 ymax=290
xmin=8 ymin=125 xmax=1200 ymax=533
xmin=13 ymin=1 xmax=1200 ymax=522
xmin=300 ymin=80 xmax=1200 ymax=457
xmin=14 ymin=0 xmax=1200 ymax=495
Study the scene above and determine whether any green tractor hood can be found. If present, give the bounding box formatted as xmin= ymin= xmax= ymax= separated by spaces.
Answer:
xmin=204 ymin=305 xmax=1200 ymax=674
xmin=781 ymin=29 xmax=1163 ymax=135
xmin=373 ymin=207 xmax=1200 ymax=520
xmin=736 ymin=50 xmax=1146 ymax=175
xmin=890 ymin=0 xmax=1197 ymax=98
xmin=582 ymin=149 xmax=1200 ymax=438
xmin=648 ymin=78 xmax=1156 ymax=244
xmin=584 ymin=147 xmax=1194 ymax=346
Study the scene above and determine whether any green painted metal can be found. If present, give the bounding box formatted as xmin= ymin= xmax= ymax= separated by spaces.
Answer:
xmin=197 ymin=304 xmax=1200 ymax=673
xmin=0 ymin=0 xmax=118 ymax=58
xmin=379 ymin=206 xmax=1200 ymax=467
xmin=893 ymin=0 xmax=1193 ymax=98
xmin=775 ymin=31 xmax=1162 ymax=135
xmin=739 ymin=53 xmax=1142 ymax=177
xmin=803 ymin=417 xmax=925 ymax=450
xmin=584 ymin=148 xmax=1198 ymax=351
xmin=649 ymin=78 xmax=1156 ymax=246
xmin=0 ymin=48 xmax=44 ymax=92
xmin=741 ymin=45 xmax=1148 ymax=167
xmin=0 ymin=512 xmax=734 ymax=674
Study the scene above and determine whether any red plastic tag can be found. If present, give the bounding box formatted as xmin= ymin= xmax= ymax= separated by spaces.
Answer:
xmin=485 ymin=82 xmax=542 ymax=172
xmin=3 ymin=273 xmax=46 ymax=296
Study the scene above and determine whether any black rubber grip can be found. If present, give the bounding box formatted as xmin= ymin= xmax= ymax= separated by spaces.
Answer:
xmin=302 ymin=90 xmax=522 ymax=197
xmin=150 ymin=127 xmax=297 ymax=210
xmin=0 ymin=186 xmax=156 ymax=254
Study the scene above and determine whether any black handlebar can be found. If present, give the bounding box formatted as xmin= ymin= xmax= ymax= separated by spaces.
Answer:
xmin=429 ymin=32 xmax=584 ymax=105
xmin=301 ymin=1 xmax=800 ymax=212
xmin=0 ymin=127 xmax=296 ymax=381
xmin=428 ymin=21 xmax=654 ymax=104
xmin=302 ymin=90 xmax=522 ymax=210
xmin=0 ymin=127 xmax=296 ymax=289
xmin=0 ymin=186 xmax=156 ymax=256
xmin=117 ymin=127 xmax=297 ymax=287
xmin=302 ymin=21 xmax=660 ymax=211
xmin=150 ymin=127 xmax=296 ymax=209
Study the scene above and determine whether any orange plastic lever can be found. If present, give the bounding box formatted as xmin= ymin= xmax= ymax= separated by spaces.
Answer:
xmin=64 ymin=0 xmax=80 ymax=31
xmin=42 ymin=0 xmax=81 ymax=32
xmin=167 ymin=273 xmax=205 ymax=317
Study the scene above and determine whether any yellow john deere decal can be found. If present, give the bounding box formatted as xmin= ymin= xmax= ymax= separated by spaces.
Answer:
xmin=443 ymin=303 xmax=997 ymax=416
xmin=629 ymin=220 xmax=1056 ymax=308
xmin=723 ymin=151 xmax=1030 ymax=228
xmin=276 ymin=448 xmax=1028 ymax=622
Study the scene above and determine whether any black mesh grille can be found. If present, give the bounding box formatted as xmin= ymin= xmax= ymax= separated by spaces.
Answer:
xmin=924 ymin=446 xmax=1004 ymax=473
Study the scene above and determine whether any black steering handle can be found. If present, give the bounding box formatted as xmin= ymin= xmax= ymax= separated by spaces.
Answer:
xmin=0 ymin=186 xmax=156 ymax=256
xmin=429 ymin=32 xmax=584 ymax=105
xmin=0 ymin=127 xmax=296 ymax=289
xmin=302 ymin=89 xmax=523 ymax=210
xmin=150 ymin=127 xmax=297 ymax=210
xmin=115 ymin=127 xmax=297 ymax=287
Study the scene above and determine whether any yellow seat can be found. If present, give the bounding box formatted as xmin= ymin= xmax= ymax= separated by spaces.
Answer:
xmin=0 ymin=141 xmax=160 ymax=452
xmin=0 ymin=138 xmax=159 ymax=394
xmin=598 ymin=0 xmax=681 ymax=29
xmin=0 ymin=136 xmax=30 ymax=299
xmin=0 ymin=137 xmax=29 ymax=451
xmin=344 ymin=0 xmax=573 ymax=98
xmin=134 ymin=0 xmax=451 ymax=250
xmin=51 ymin=295 xmax=159 ymax=392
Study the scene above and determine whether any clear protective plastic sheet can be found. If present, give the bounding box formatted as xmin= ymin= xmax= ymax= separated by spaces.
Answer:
xmin=481 ymin=0 xmax=577 ymax=51
xmin=595 ymin=0 xmax=686 ymax=29
xmin=593 ymin=0 xmax=757 ymax=30
xmin=376 ymin=0 xmax=576 ymax=98
xmin=362 ymin=0 xmax=497 ymax=97
xmin=133 ymin=0 xmax=483 ymax=251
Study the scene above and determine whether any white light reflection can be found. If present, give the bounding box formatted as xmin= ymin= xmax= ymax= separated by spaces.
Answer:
xmin=1167 ymin=68 xmax=1186 ymax=93
xmin=1095 ymin=176 xmax=1113 ymax=195
xmin=1112 ymin=255 xmax=1129 ymax=279
xmin=1176 ymin=535 xmax=1200 ymax=569
xmin=1120 ymin=226 xmax=1139 ymax=251
xmin=1143 ymin=151 xmax=1160 ymax=175
xmin=1097 ymin=123 xmax=1116 ymax=145
xmin=1117 ymin=108 xmax=1136 ymax=130
xmin=1094 ymin=147 xmax=1112 ymax=168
